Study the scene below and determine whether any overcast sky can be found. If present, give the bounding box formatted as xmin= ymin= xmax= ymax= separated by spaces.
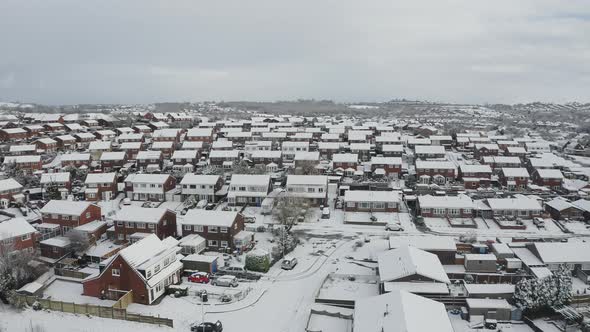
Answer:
xmin=0 ymin=0 xmax=589 ymax=105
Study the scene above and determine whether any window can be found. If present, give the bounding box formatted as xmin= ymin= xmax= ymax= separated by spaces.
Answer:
xmin=136 ymin=223 xmax=146 ymax=229
xmin=146 ymin=270 xmax=152 ymax=278
xmin=208 ymin=226 xmax=218 ymax=233
xmin=148 ymin=223 xmax=155 ymax=229
xmin=62 ymin=215 xmax=69 ymax=221
xmin=194 ymin=225 xmax=203 ymax=232
xmin=220 ymin=227 xmax=228 ymax=233
xmin=85 ymin=212 xmax=91 ymax=219
xmin=125 ymin=222 xmax=134 ymax=228
xmin=221 ymin=241 xmax=228 ymax=248
xmin=360 ymin=202 xmax=369 ymax=209
xmin=183 ymin=224 xmax=192 ymax=231
xmin=208 ymin=240 xmax=218 ymax=247
xmin=112 ymin=268 xmax=120 ymax=276
xmin=154 ymin=264 xmax=161 ymax=273
xmin=21 ymin=233 xmax=30 ymax=241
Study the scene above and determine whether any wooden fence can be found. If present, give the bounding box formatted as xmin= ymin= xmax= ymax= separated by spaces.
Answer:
xmin=13 ymin=294 xmax=173 ymax=328
xmin=112 ymin=290 xmax=134 ymax=309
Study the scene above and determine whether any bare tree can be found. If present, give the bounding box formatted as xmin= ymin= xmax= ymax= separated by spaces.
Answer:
xmin=0 ymin=242 xmax=40 ymax=299
xmin=272 ymin=196 xmax=312 ymax=232
xmin=65 ymin=231 xmax=90 ymax=255
xmin=294 ymin=160 xmax=318 ymax=175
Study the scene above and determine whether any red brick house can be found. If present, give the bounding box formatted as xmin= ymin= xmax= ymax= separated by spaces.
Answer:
xmin=3 ymin=155 xmax=42 ymax=174
xmin=498 ymin=168 xmax=530 ymax=191
xmin=186 ymin=128 xmax=214 ymax=144
xmin=458 ymin=164 xmax=492 ymax=189
xmin=0 ymin=128 xmax=28 ymax=142
xmin=40 ymin=172 xmax=71 ymax=199
xmin=124 ymin=174 xmax=176 ymax=202
xmin=99 ymin=152 xmax=126 ymax=172
xmin=113 ymin=206 xmax=177 ymax=242
xmin=119 ymin=142 xmax=143 ymax=160
xmin=474 ymin=144 xmax=500 ymax=159
xmin=344 ymin=190 xmax=400 ymax=212
xmin=181 ymin=210 xmax=245 ymax=251
xmin=332 ymin=153 xmax=359 ymax=171
xmin=0 ymin=217 xmax=37 ymax=254
xmin=136 ymin=150 xmax=163 ymax=171
xmin=417 ymin=195 xmax=474 ymax=218
xmin=415 ymin=160 xmax=456 ymax=183
xmin=82 ymin=234 xmax=182 ymax=305
xmin=370 ymin=157 xmax=402 ymax=178
xmin=85 ymin=172 xmax=118 ymax=201
xmin=60 ymin=153 xmax=91 ymax=168
xmin=531 ymin=169 xmax=564 ymax=190
xmin=35 ymin=138 xmax=58 ymax=152
xmin=40 ymin=200 xmax=102 ymax=233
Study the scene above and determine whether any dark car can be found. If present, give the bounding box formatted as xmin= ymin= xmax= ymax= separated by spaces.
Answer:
xmin=191 ymin=320 xmax=223 ymax=332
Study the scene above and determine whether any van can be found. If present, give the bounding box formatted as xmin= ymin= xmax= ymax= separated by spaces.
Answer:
xmin=281 ymin=257 xmax=298 ymax=270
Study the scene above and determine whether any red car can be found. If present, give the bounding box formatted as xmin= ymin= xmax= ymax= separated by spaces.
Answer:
xmin=188 ymin=272 xmax=210 ymax=284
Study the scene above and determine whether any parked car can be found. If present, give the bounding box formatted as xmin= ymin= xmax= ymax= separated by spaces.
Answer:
xmin=211 ymin=275 xmax=238 ymax=287
xmin=385 ymin=223 xmax=404 ymax=231
xmin=188 ymin=272 xmax=210 ymax=284
xmin=190 ymin=320 xmax=223 ymax=332
xmin=281 ymin=257 xmax=298 ymax=270
xmin=533 ymin=217 xmax=545 ymax=229
xmin=321 ymin=207 xmax=330 ymax=219
xmin=122 ymin=198 xmax=131 ymax=205
xmin=244 ymin=216 xmax=256 ymax=223
xmin=219 ymin=266 xmax=246 ymax=276
xmin=205 ymin=203 xmax=216 ymax=210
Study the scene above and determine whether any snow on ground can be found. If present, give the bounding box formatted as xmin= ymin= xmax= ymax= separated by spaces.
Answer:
xmin=449 ymin=311 xmax=535 ymax=331
xmin=0 ymin=304 xmax=171 ymax=332
xmin=42 ymin=279 xmax=116 ymax=306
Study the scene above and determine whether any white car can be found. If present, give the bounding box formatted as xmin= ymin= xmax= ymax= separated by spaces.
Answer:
xmin=385 ymin=223 xmax=404 ymax=231
xmin=211 ymin=275 xmax=238 ymax=287
xmin=281 ymin=257 xmax=298 ymax=270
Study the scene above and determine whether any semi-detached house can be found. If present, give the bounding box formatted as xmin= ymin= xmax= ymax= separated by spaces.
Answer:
xmin=228 ymin=174 xmax=271 ymax=206
xmin=40 ymin=200 xmax=102 ymax=233
xmin=181 ymin=210 xmax=245 ymax=251
xmin=286 ymin=175 xmax=328 ymax=206
xmin=113 ymin=206 xmax=177 ymax=242
xmin=180 ymin=174 xmax=224 ymax=202
xmin=124 ymin=173 xmax=176 ymax=202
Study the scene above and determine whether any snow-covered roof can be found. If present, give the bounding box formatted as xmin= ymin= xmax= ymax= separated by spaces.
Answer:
xmin=151 ymin=141 xmax=174 ymax=149
xmin=40 ymin=172 xmax=70 ymax=184
xmin=459 ymin=164 xmax=492 ymax=173
xmin=573 ymin=199 xmax=590 ymax=212
xmin=371 ymin=157 xmax=402 ymax=165
xmin=353 ymin=290 xmax=454 ymax=332
xmin=180 ymin=174 xmax=220 ymax=185
xmin=501 ymin=168 xmax=529 ymax=177
xmin=418 ymin=194 xmax=473 ymax=209
xmin=545 ymin=197 xmax=576 ymax=212
xmin=415 ymin=160 xmax=455 ymax=170
xmin=382 ymin=144 xmax=404 ymax=152
xmin=88 ymin=141 xmax=111 ymax=150
xmin=9 ymin=144 xmax=36 ymax=153
xmin=0 ymin=178 xmax=23 ymax=191
xmin=40 ymin=236 xmax=71 ymax=248
xmin=250 ymin=150 xmax=282 ymax=159
xmin=74 ymin=220 xmax=107 ymax=233
xmin=181 ymin=141 xmax=204 ymax=149
xmin=114 ymin=206 xmax=168 ymax=224
xmin=186 ymin=128 xmax=213 ymax=137
xmin=41 ymin=200 xmax=94 ymax=216
xmin=377 ymin=245 xmax=450 ymax=283
xmin=332 ymin=153 xmax=358 ymax=163
xmin=532 ymin=242 xmax=590 ymax=264
xmin=230 ymin=174 xmax=270 ymax=186
xmin=171 ymin=150 xmax=198 ymax=159
xmin=99 ymin=151 xmax=125 ymax=161
xmin=209 ymin=149 xmax=239 ymax=158
xmin=344 ymin=190 xmax=400 ymax=203
xmin=61 ymin=153 xmax=90 ymax=162
xmin=486 ymin=196 xmax=542 ymax=211
xmin=294 ymin=151 xmax=320 ymax=161
xmin=535 ymin=168 xmax=564 ymax=179
xmin=466 ymin=298 xmax=511 ymax=310
xmin=85 ymin=172 xmax=116 ymax=184
xmin=119 ymin=142 xmax=142 ymax=149
xmin=136 ymin=150 xmax=162 ymax=159
xmin=4 ymin=155 xmax=41 ymax=164
xmin=126 ymin=173 xmax=170 ymax=184
xmin=183 ymin=210 xmax=239 ymax=227
xmin=286 ymin=175 xmax=328 ymax=186
xmin=388 ymin=235 xmax=456 ymax=252
xmin=0 ymin=218 xmax=37 ymax=241
xmin=415 ymin=145 xmax=445 ymax=155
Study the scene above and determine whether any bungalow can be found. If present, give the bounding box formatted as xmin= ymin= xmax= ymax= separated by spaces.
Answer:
xmin=499 ymin=168 xmax=530 ymax=191
xmin=531 ymin=169 xmax=564 ymax=190
xmin=180 ymin=174 xmax=224 ymax=202
xmin=228 ymin=174 xmax=271 ymax=206
xmin=113 ymin=206 xmax=177 ymax=241
xmin=82 ymin=234 xmax=182 ymax=305
xmin=344 ymin=190 xmax=400 ymax=212
xmin=486 ymin=196 xmax=543 ymax=219
xmin=545 ymin=198 xmax=584 ymax=220
xmin=125 ymin=173 xmax=176 ymax=202
xmin=181 ymin=210 xmax=245 ymax=251
xmin=285 ymin=175 xmax=328 ymax=206
xmin=84 ymin=172 xmax=117 ymax=201
xmin=417 ymin=194 xmax=474 ymax=218
xmin=0 ymin=218 xmax=37 ymax=254
xmin=40 ymin=200 xmax=102 ymax=233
